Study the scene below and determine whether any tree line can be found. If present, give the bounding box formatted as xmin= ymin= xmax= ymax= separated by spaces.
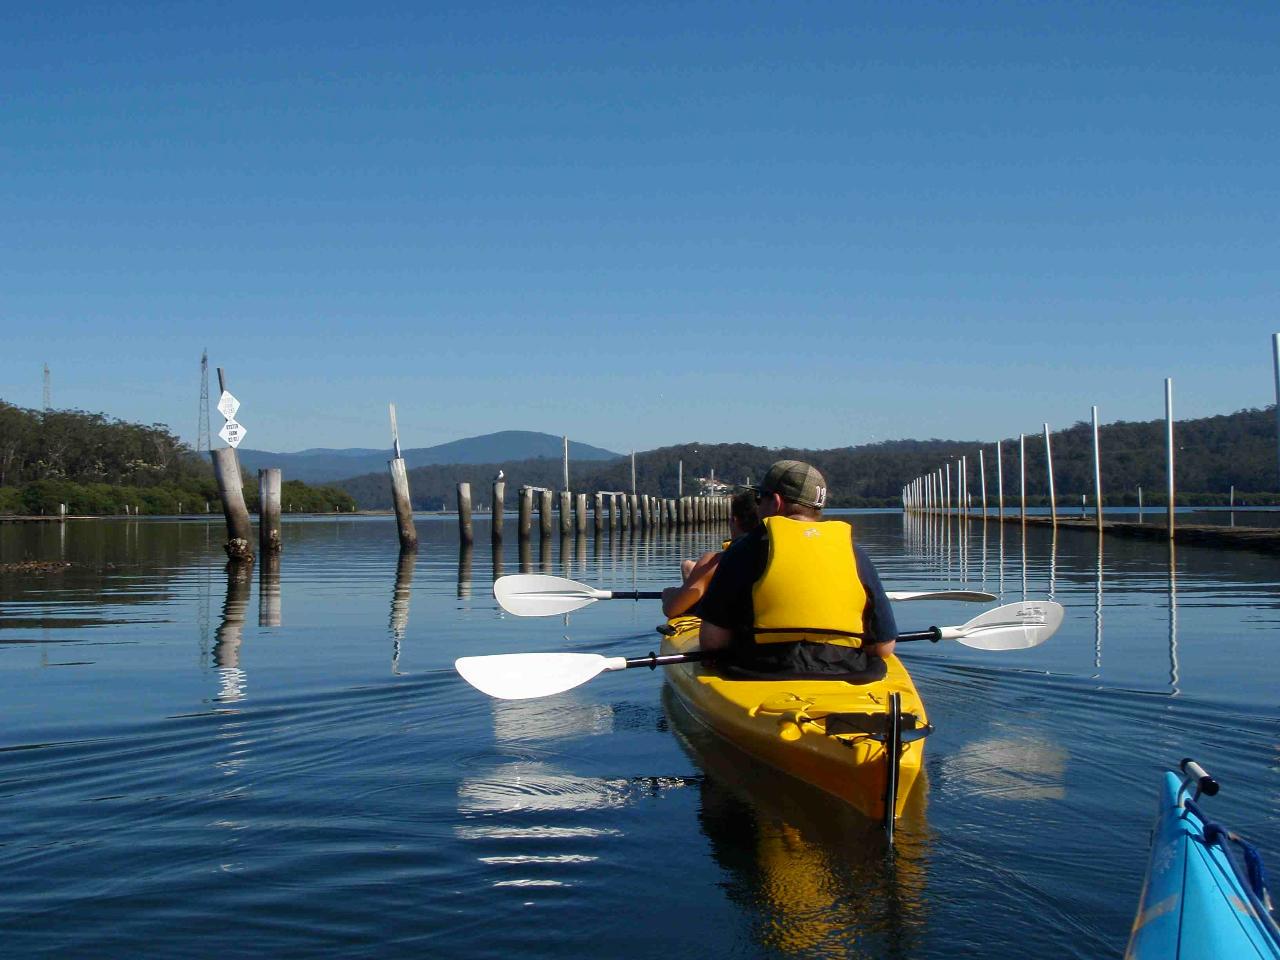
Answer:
xmin=0 ymin=401 xmax=354 ymax=515
xmin=335 ymin=406 xmax=1280 ymax=510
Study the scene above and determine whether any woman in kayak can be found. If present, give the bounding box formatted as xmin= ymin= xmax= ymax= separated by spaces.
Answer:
xmin=697 ymin=460 xmax=897 ymax=678
xmin=661 ymin=490 xmax=759 ymax=617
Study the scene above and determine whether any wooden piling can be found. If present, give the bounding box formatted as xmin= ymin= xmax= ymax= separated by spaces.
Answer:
xmin=1273 ymin=334 xmax=1280 ymax=489
xmin=492 ymin=480 xmax=505 ymax=543
xmin=1165 ymin=378 xmax=1175 ymax=538
xmin=211 ymin=447 xmax=254 ymax=561
xmin=457 ymin=482 xmax=474 ymax=546
xmin=978 ymin=449 xmax=987 ymax=518
xmin=593 ymin=492 xmax=604 ymax=532
xmin=641 ymin=494 xmax=652 ymax=529
xmin=575 ymin=493 xmax=587 ymax=534
xmin=518 ymin=486 xmax=533 ymax=539
xmin=996 ymin=440 xmax=1004 ymax=517
xmin=559 ymin=491 xmax=573 ymax=536
xmin=608 ymin=492 xmax=619 ymax=530
xmin=1091 ymin=406 xmax=1103 ymax=532
xmin=388 ymin=458 xmax=417 ymax=550
xmin=1044 ymin=423 xmax=1057 ymax=525
xmin=539 ymin=488 xmax=554 ymax=537
xmin=1018 ymin=433 xmax=1026 ymax=523
xmin=387 ymin=403 xmax=417 ymax=550
xmin=258 ymin=468 xmax=282 ymax=554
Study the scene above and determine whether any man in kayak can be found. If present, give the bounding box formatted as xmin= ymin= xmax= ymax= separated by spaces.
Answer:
xmin=661 ymin=490 xmax=759 ymax=618
xmin=697 ymin=460 xmax=898 ymax=679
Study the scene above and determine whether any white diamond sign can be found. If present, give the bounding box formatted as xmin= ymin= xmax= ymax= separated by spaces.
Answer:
xmin=219 ymin=419 xmax=247 ymax=449
xmin=217 ymin=391 xmax=240 ymax=421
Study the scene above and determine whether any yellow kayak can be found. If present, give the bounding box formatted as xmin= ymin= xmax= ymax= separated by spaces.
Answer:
xmin=659 ymin=614 xmax=930 ymax=833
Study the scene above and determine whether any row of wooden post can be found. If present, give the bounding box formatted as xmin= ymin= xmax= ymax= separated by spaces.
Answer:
xmin=451 ymin=483 xmax=728 ymax=547
xmin=902 ymin=382 xmax=1177 ymax=538
xmin=215 ymin=393 xmax=730 ymax=558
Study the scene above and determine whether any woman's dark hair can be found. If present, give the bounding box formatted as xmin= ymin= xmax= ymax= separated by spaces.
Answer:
xmin=730 ymin=490 xmax=759 ymax=531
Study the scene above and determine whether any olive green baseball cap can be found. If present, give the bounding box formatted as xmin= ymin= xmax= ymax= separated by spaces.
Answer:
xmin=755 ymin=460 xmax=828 ymax=509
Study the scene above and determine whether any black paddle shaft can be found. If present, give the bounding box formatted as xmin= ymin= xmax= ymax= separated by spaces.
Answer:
xmin=624 ymin=651 xmax=708 ymax=670
xmin=611 ymin=590 xmax=663 ymax=601
xmin=896 ymin=627 xmax=944 ymax=643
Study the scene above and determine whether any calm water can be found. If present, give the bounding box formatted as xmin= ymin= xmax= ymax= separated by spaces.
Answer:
xmin=1 ymin=513 xmax=1277 ymax=959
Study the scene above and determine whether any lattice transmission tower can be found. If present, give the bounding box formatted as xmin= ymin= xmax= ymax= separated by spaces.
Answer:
xmin=42 ymin=363 xmax=51 ymax=411
xmin=196 ymin=349 xmax=211 ymax=453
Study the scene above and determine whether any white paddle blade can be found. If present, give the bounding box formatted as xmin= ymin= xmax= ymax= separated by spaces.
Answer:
xmin=888 ymin=590 xmax=998 ymax=602
xmin=493 ymin=575 xmax=606 ymax=617
xmin=455 ymin=653 xmax=627 ymax=700
xmin=946 ymin=601 xmax=1065 ymax=650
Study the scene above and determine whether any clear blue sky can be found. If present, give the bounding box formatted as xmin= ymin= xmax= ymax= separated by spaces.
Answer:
xmin=3 ymin=1 xmax=1277 ymax=453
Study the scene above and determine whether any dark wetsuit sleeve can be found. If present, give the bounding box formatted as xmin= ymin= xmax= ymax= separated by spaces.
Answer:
xmin=855 ymin=544 xmax=898 ymax=643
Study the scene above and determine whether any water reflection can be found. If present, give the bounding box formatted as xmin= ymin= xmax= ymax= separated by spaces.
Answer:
xmin=664 ymin=687 xmax=927 ymax=959
xmin=457 ymin=544 xmax=473 ymax=600
xmin=942 ymin=736 xmax=1068 ymax=802
xmin=560 ymin=534 xmax=574 ymax=578
xmin=489 ymin=696 xmax=615 ymax=743
xmin=390 ymin=549 xmax=415 ymax=673
xmin=1048 ymin=527 xmax=1057 ymax=600
xmin=1169 ymin=541 xmax=1180 ymax=695
xmin=213 ymin=564 xmax=251 ymax=702
xmin=258 ymin=553 xmax=281 ymax=628
xmin=1092 ymin=536 xmax=1104 ymax=675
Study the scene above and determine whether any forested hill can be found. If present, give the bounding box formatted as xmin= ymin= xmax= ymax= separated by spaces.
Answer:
xmin=336 ymin=406 xmax=1280 ymax=509
xmin=0 ymin=401 xmax=200 ymax=489
xmin=0 ymin=401 xmax=353 ymax=515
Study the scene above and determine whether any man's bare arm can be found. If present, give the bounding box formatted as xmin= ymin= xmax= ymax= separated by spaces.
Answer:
xmin=661 ymin=552 xmax=721 ymax=617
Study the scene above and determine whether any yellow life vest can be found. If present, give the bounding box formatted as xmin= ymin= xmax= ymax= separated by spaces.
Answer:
xmin=750 ymin=516 xmax=867 ymax=648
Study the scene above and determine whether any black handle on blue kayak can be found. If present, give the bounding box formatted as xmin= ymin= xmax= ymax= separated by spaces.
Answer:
xmin=1180 ymin=757 xmax=1220 ymax=797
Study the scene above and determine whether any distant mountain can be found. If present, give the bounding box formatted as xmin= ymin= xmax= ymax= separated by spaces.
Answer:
xmin=236 ymin=430 xmax=621 ymax=483
xmin=333 ymin=406 xmax=1280 ymax=510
